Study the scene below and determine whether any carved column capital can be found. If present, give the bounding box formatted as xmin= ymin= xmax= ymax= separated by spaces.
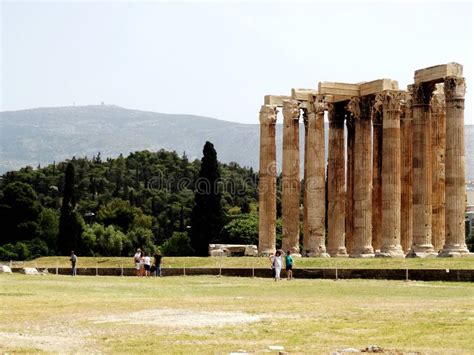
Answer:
xmin=444 ymin=77 xmax=466 ymax=100
xmin=259 ymin=105 xmax=278 ymax=125
xmin=411 ymin=82 xmax=435 ymax=105
xmin=382 ymin=90 xmax=404 ymax=112
xmin=282 ymin=99 xmax=300 ymax=122
xmin=346 ymin=97 xmax=361 ymax=119
xmin=308 ymin=94 xmax=326 ymax=114
xmin=372 ymin=93 xmax=384 ymax=121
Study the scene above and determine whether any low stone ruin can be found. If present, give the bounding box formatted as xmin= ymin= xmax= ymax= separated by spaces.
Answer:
xmin=209 ymin=244 xmax=258 ymax=257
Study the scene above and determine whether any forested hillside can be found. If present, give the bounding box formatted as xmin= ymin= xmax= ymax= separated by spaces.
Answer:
xmin=0 ymin=148 xmax=278 ymax=260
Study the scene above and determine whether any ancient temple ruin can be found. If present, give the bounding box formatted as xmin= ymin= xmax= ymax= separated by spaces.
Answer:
xmin=258 ymin=63 xmax=470 ymax=258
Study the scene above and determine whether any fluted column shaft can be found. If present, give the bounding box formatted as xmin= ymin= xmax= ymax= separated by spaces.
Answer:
xmin=282 ymin=99 xmax=301 ymax=254
xmin=258 ymin=105 xmax=277 ymax=256
xmin=345 ymin=117 xmax=355 ymax=254
xmin=440 ymin=77 xmax=470 ymax=256
xmin=380 ymin=91 xmax=404 ymax=257
xmin=431 ymin=88 xmax=446 ymax=252
xmin=348 ymin=97 xmax=374 ymax=257
xmin=303 ymin=98 xmax=329 ymax=257
xmin=409 ymin=83 xmax=436 ymax=256
xmin=400 ymin=93 xmax=413 ymax=253
xmin=372 ymin=113 xmax=383 ymax=252
xmin=327 ymin=103 xmax=348 ymax=257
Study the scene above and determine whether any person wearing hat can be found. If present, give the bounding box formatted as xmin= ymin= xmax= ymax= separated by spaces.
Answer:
xmin=133 ymin=248 xmax=142 ymax=277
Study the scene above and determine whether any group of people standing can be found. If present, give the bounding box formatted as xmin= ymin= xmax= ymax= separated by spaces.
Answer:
xmin=133 ymin=248 xmax=162 ymax=277
xmin=270 ymin=250 xmax=294 ymax=281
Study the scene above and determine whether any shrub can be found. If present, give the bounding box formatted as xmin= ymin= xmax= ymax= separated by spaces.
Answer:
xmin=161 ymin=232 xmax=194 ymax=256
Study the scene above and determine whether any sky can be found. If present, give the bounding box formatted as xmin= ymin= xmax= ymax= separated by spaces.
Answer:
xmin=1 ymin=0 xmax=473 ymax=124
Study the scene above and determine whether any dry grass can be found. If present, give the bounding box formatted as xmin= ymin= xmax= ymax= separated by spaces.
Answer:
xmin=0 ymin=274 xmax=473 ymax=354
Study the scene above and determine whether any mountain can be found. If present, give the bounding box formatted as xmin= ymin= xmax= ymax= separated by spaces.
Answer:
xmin=1 ymin=105 xmax=473 ymax=181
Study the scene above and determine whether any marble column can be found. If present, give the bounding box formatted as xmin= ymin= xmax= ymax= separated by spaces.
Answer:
xmin=303 ymin=96 xmax=329 ymax=257
xmin=431 ymin=86 xmax=446 ymax=252
xmin=372 ymin=104 xmax=383 ymax=252
xmin=282 ymin=99 xmax=301 ymax=254
xmin=439 ymin=77 xmax=470 ymax=256
xmin=400 ymin=91 xmax=413 ymax=253
xmin=379 ymin=91 xmax=404 ymax=257
xmin=345 ymin=115 xmax=355 ymax=255
xmin=408 ymin=83 xmax=437 ymax=257
xmin=348 ymin=97 xmax=374 ymax=257
xmin=258 ymin=105 xmax=277 ymax=256
xmin=327 ymin=103 xmax=348 ymax=257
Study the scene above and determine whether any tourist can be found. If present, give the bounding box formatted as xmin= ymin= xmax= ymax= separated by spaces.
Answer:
xmin=143 ymin=252 xmax=151 ymax=277
xmin=139 ymin=251 xmax=145 ymax=277
xmin=285 ymin=250 xmax=294 ymax=280
xmin=70 ymin=250 xmax=77 ymax=276
xmin=270 ymin=250 xmax=282 ymax=281
xmin=153 ymin=249 xmax=162 ymax=277
xmin=133 ymin=248 xmax=141 ymax=277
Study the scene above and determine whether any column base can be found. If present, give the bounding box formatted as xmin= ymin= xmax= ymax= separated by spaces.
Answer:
xmin=350 ymin=246 xmax=375 ymax=258
xmin=376 ymin=245 xmax=405 ymax=258
xmin=406 ymin=244 xmax=437 ymax=258
xmin=438 ymin=244 xmax=471 ymax=257
xmin=307 ymin=252 xmax=331 ymax=258
xmin=328 ymin=247 xmax=348 ymax=258
xmin=258 ymin=248 xmax=276 ymax=257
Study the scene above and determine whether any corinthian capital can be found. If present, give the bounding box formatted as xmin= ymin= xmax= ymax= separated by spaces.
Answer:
xmin=411 ymin=82 xmax=435 ymax=105
xmin=382 ymin=90 xmax=404 ymax=111
xmin=282 ymin=99 xmax=300 ymax=121
xmin=259 ymin=105 xmax=278 ymax=125
xmin=372 ymin=93 xmax=384 ymax=119
xmin=346 ymin=97 xmax=361 ymax=119
xmin=444 ymin=77 xmax=466 ymax=100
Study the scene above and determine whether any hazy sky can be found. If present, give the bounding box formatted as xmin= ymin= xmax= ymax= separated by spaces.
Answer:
xmin=1 ymin=0 xmax=473 ymax=124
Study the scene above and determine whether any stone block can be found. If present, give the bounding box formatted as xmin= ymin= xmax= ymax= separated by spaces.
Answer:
xmin=414 ymin=62 xmax=463 ymax=84
xmin=0 ymin=265 xmax=12 ymax=273
xmin=359 ymin=79 xmax=398 ymax=96
xmin=264 ymin=95 xmax=291 ymax=107
xmin=22 ymin=267 xmax=39 ymax=275
xmin=291 ymin=88 xmax=317 ymax=101
xmin=318 ymin=82 xmax=359 ymax=97
xmin=323 ymin=94 xmax=353 ymax=103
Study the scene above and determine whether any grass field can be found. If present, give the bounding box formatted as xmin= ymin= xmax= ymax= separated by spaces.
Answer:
xmin=11 ymin=256 xmax=474 ymax=270
xmin=0 ymin=274 xmax=473 ymax=354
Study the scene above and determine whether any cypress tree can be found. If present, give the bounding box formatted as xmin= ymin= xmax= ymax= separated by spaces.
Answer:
xmin=190 ymin=141 xmax=224 ymax=256
xmin=58 ymin=163 xmax=83 ymax=254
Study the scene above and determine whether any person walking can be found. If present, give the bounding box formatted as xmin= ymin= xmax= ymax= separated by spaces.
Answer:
xmin=285 ymin=250 xmax=294 ymax=280
xmin=270 ymin=250 xmax=282 ymax=282
xmin=133 ymin=249 xmax=141 ymax=277
xmin=70 ymin=251 xmax=77 ymax=276
xmin=153 ymin=249 xmax=162 ymax=277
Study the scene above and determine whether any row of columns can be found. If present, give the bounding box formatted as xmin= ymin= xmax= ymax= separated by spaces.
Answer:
xmin=258 ymin=77 xmax=469 ymax=257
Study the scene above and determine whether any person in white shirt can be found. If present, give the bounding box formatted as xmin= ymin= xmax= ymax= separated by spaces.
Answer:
xmin=270 ymin=250 xmax=283 ymax=281
xmin=143 ymin=253 xmax=151 ymax=277
xmin=133 ymin=249 xmax=142 ymax=277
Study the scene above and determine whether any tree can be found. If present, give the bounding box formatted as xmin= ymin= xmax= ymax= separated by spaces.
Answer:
xmin=0 ymin=181 xmax=42 ymax=244
xmin=220 ymin=213 xmax=258 ymax=245
xmin=58 ymin=163 xmax=83 ymax=254
xmin=190 ymin=141 xmax=225 ymax=256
